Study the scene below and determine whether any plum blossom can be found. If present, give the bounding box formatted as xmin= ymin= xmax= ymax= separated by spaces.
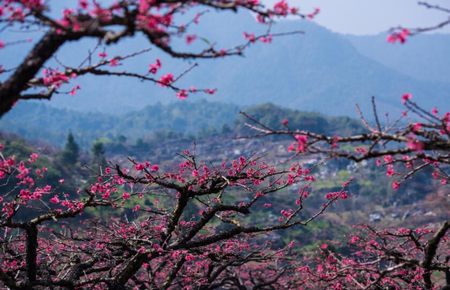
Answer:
xmin=185 ymin=34 xmax=197 ymax=45
xmin=176 ymin=90 xmax=188 ymax=100
xmin=50 ymin=196 xmax=60 ymax=204
xmin=149 ymin=59 xmax=161 ymax=74
xmin=392 ymin=181 xmax=400 ymax=190
xmin=244 ymin=32 xmax=256 ymax=42
xmin=159 ymin=73 xmax=174 ymax=87
xmin=387 ymin=28 xmax=410 ymax=44
xmin=402 ymin=93 xmax=412 ymax=103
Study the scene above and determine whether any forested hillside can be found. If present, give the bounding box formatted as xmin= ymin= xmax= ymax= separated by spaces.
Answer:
xmin=1 ymin=101 xmax=364 ymax=148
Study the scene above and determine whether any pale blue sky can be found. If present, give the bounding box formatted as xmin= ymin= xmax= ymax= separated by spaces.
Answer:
xmin=265 ymin=0 xmax=450 ymax=35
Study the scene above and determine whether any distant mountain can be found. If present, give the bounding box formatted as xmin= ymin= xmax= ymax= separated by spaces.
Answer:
xmin=346 ymin=33 xmax=450 ymax=85
xmin=196 ymin=19 xmax=450 ymax=117
xmin=1 ymin=10 xmax=449 ymax=117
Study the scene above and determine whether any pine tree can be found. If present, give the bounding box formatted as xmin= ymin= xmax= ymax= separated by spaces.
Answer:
xmin=91 ymin=140 xmax=106 ymax=165
xmin=61 ymin=132 xmax=79 ymax=164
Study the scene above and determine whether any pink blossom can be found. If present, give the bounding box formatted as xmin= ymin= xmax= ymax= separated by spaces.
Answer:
xmin=254 ymin=191 xmax=264 ymax=198
xmin=288 ymin=134 xmax=308 ymax=153
xmin=307 ymin=7 xmax=320 ymax=19
xmin=176 ymin=90 xmax=188 ymax=100
xmin=159 ymin=73 xmax=174 ymax=87
xmin=399 ymin=28 xmax=410 ymax=41
xmin=407 ymin=138 xmax=424 ymax=151
xmin=50 ymin=196 xmax=60 ymax=204
xmin=387 ymin=29 xmax=410 ymax=44
xmin=243 ymin=32 xmax=256 ymax=42
xmin=29 ymin=153 xmax=39 ymax=163
xmin=109 ymin=58 xmax=120 ymax=67
xmin=392 ymin=181 xmax=400 ymax=190
xmin=205 ymin=88 xmax=217 ymax=95
xmin=402 ymin=93 xmax=412 ymax=103
xmin=386 ymin=165 xmax=395 ymax=177
xmin=69 ymin=85 xmax=80 ymax=96
xmin=247 ymin=0 xmax=260 ymax=6
xmin=102 ymin=190 xmax=111 ymax=199
xmin=122 ymin=192 xmax=131 ymax=200
xmin=185 ymin=34 xmax=197 ymax=45
xmin=355 ymin=147 xmax=367 ymax=154
xmin=280 ymin=209 xmax=292 ymax=218
xmin=349 ymin=235 xmax=360 ymax=244
xmin=135 ymin=163 xmax=145 ymax=171
xmin=149 ymin=59 xmax=161 ymax=74
xmin=42 ymin=69 xmax=71 ymax=88
xmin=138 ymin=0 xmax=150 ymax=13
xmin=412 ymin=122 xmax=422 ymax=132
xmin=432 ymin=171 xmax=440 ymax=179
xmin=19 ymin=189 xmax=31 ymax=201
xmin=273 ymin=0 xmax=289 ymax=15
xmin=325 ymin=192 xmax=337 ymax=200
xmin=260 ymin=35 xmax=272 ymax=43
xmin=193 ymin=13 xmax=201 ymax=24
xmin=256 ymin=14 xmax=266 ymax=23
xmin=79 ymin=0 xmax=88 ymax=9
xmin=387 ymin=34 xmax=397 ymax=43
xmin=384 ymin=155 xmax=393 ymax=164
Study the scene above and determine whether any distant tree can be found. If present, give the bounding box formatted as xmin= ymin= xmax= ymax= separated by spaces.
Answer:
xmin=135 ymin=137 xmax=147 ymax=149
xmin=91 ymin=140 xmax=106 ymax=164
xmin=116 ymin=135 xmax=127 ymax=144
xmin=222 ymin=123 xmax=232 ymax=134
xmin=61 ymin=132 xmax=79 ymax=165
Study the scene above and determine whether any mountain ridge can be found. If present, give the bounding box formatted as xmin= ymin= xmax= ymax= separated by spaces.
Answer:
xmin=0 ymin=11 xmax=448 ymax=116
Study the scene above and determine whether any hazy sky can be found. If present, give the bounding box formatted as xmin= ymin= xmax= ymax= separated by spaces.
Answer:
xmin=265 ymin=0 xmax=450 ymax=35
